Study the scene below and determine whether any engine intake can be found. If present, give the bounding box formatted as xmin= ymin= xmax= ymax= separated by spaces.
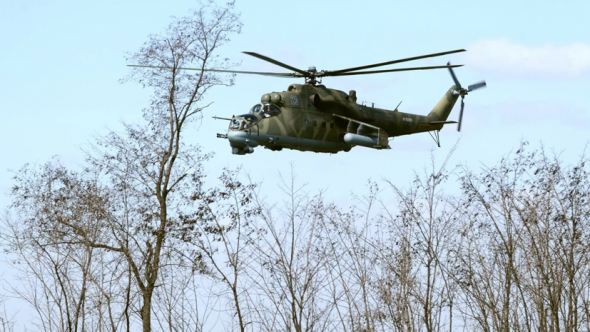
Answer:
xmin=309 ymin=94 xmax=322 ymax=109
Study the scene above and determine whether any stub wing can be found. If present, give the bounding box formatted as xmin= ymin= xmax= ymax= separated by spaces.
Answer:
xmin=333 ymin=114 xmax=390 ymax=149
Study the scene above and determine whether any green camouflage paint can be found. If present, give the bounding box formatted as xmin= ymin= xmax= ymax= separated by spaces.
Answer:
xmin=224 ymin=83 xmax=459 ymax=154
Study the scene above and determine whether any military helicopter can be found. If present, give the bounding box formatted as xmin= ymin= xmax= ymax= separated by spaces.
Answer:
xmin=133 ymin=49 xmax=486 ymax=155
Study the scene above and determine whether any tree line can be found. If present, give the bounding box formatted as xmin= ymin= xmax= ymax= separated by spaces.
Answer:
xmin=2 ymin=2 xmax=590 ymax=331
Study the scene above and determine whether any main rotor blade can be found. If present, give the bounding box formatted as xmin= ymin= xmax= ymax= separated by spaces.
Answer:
xmin=457 ymin=98 xmax=465 ymax=132
xmin=127 ymin=65 xmax=297 ymax=77
xmin=327 ymin=49 xmax=466 ymax=75
xmin=242 ymin=52 xmax=309 ymax=76
xmin=468 ymin=81 xmax=487 ymax=92
xmin=447 ymin=62 xmax=462 ymax=89
xmin=323 ymin=64 xmax=463 ymax=77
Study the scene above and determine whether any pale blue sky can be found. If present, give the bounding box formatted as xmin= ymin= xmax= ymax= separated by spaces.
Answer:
xmin=1 ymin=0 xmax=589 ymax=215
xmin=1 ymin=0 xmax=590 ymax=326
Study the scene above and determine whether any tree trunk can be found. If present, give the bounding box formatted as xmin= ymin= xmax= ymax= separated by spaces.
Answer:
xmin=141 ymin=290 xmax=153 ymax=332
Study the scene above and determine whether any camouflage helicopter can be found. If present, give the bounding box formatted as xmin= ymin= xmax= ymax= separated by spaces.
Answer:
xmin=136 ymin=49 xmax=486 ymax=155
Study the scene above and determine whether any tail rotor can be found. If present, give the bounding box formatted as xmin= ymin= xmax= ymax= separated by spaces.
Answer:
xmin=447 ymin=62 xmax=486 ymax=132
xmin=457 ymin=98 xmax=465 ymax=132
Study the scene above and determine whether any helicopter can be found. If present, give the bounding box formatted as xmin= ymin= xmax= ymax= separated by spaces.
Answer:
xmin=132 ymin=49 xmax=486 ymax=155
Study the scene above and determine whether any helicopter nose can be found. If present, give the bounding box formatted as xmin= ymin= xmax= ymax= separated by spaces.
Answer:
xmin=227 ymin=131 xmax=259 ymax=147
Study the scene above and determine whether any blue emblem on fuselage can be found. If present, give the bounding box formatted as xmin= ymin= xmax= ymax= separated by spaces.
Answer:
xmin=290 ymin=95 xmax=299 ymax=106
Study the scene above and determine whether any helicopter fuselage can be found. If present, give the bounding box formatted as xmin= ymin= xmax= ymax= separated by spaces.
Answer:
xmin=222 ymin=83 xmax=459 ymax=155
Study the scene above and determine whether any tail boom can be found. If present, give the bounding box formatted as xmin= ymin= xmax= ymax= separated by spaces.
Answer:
xmin=427 ymin=85 xmax=460 ymax=122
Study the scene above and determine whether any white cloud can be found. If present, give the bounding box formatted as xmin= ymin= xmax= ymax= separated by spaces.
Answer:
xmin=466 ymin=39 xmax=590 ymax=79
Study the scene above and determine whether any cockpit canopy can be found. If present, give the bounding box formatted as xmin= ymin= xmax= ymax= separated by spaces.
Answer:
xmin=250 ymin=102 xmax=280 ymax=118
xmin=229 ymin=114 xmax=257 ymax=130
xmin=229 ymin=103 xmax=281 ymax=131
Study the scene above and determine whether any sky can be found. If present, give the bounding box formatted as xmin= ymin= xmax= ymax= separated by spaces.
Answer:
xmin=1 ymin=0 xmax=589 ymax=324
xmin=1 ymin=0 xmax=590 ymax=201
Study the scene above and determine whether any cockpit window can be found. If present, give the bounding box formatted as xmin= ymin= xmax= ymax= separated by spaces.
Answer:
xmin=229 ymin=118 xmax=241 ymax=130
xmin=250 ymin=104 xmax=262 ymax=113
xmin=261 ymin=104 xmax=281 ymax=118
xmin=240 ymin=114 xmax=258 ymax=122
xmin=229 ymin=114 xmax=259 ymax=131
xmin=242 ymin=115 xmax=258 ymax=129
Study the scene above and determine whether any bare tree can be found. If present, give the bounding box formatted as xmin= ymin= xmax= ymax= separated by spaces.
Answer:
xmin=246 ymin=172 xmax=338 ymax=332
xmin=379 ymin=150 xmax=461 ymax=332
xmin=317 ymin=181 xmax=385 ymax=332
xmin=2 ymin=164 xmax=133 ymax=332
xmin=5 ymin=3 xmax=242 ymax=331
xmin=173 ymin=168 xmax=261 ymax=332
xmin=455 ymin=142 xmax=590 ymax=332
xmin=0 ymin=296 xmax=15 ymax=332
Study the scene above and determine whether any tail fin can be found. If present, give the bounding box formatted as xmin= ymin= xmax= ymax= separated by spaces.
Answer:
xmin=427 ymin=85 xmax=460 ymax=121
